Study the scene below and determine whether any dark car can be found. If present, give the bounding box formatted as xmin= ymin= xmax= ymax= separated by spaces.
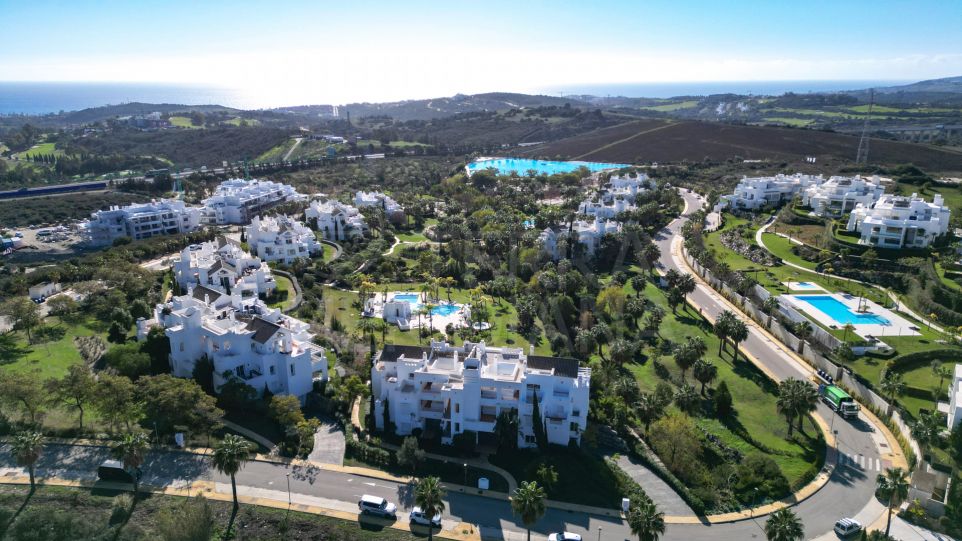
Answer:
xmin=97 ymin=460 xmax=139 ymax=483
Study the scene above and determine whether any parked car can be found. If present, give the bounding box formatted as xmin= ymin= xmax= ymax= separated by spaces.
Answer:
xmin=97 ymin=459 xmax=138 ymax=483
xmin=409 ymin=506 xmax=442 ymax=527
xmin=358 ymin=494 xmax=397 ymax=518
xmin=833 ymin=518 xmax=862 ymax=537
xmin=548 ymin=533 xmax=583 ymax=541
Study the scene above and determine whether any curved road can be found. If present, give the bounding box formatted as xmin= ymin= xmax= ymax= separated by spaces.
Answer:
xmin=0 ymin=191 xmax=895 ymax=541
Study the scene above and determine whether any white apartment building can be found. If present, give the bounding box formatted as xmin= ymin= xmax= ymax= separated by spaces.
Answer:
xmin=201 ymin=178 xmax=304 ymax=225
xmin=539 ymin=217 xmax=622 ymax=260
xmin=801 ymin=175 xmax=886 ymax=217
xmin=371 ymin=341 xmax=590 ymax=448
xmin=354 ymin=191 xmax=405 ymax=223
xmin=138 ymin=286 xmax=327 ymax=402
xmin=173 ymin=237 xmax=276 ymax=298
xmin=949 ymin=364 xmax=962 ymax=430
xmin=304 ymin=199 xmax=368 ymax=240
xmin=245 ymin=215 xmax=321 ymax=264
xmin=81 ymin=199 xmax=202 ymax=246
xmin=846 ymin=193 xmax=950 ymax=249
xmin=605 ymin=173 xmax=654 ymax=202
xmin=716 ymin=173 xmax=822 ymax=211
xmin=578 ymin=197 xmax=636 ymax=220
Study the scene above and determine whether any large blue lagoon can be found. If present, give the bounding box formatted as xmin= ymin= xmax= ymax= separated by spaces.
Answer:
xmin=466 ymin=158 xmax=629 ymax=176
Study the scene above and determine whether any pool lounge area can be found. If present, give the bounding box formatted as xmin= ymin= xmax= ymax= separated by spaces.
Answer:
xmin=781 ymin=293 xmax=919 ymax=338
xmin=363 ymin=291 xmax=469 ymax=331
xmin=465 ymin=157 xmax=629 ymax=176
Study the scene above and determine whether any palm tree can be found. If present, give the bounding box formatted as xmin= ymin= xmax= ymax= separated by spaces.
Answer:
xmin=841 ymin=323 xmax=855 ymax=344
xmin=910 ymin=412 xmax=944 ymax=460
xmin=674 ymin=383 xmax=700 ymax=414
xmin=764 ymin=508 xmax=804 ymax=541
xmin=692 ymin=359 xmax=718 ymax=395
xmin=777 ymin=379 xmax=803 ymax=436
xmin=763 ymin=296 xmax=780 ymax=328
xmin=876 ymin=467 xmax=910 ymax=538
xmin=714 ymin=311 xmax=737 ymax=355
xmin=727 ymin=319 xmax=749 ymax=361
xmin=112 ymin=432 xmax=150 ymax=495
xmin=510 ymin=481 xmax=546 ymax=541
xmin=627 ymin=499 xmax=665 ymax=541
xmin=11 ymin=431 xmax=44 ymax=489
xmin=931 ymin=360 xmax=951 ymax=406
xmin=414 ymin=476 xmax=446 ymax=541
xmin=424 ymin=303 xmax=436 ymax=332
xmin=879 ymin=370 xmax=905 ymax=415
xmin=794 ymin=322 xmax=813 ymax=355
xmin=635 ymin=393 xmax=664 ymax=432
xmin=212 ymin=434 xmax=254 ymax=509
xmin=794 ymin=381 xmax=819 ymax=434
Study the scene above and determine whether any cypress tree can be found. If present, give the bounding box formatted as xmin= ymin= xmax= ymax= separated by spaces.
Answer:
xmin=532 ymin=390 xmax=547 ymax=450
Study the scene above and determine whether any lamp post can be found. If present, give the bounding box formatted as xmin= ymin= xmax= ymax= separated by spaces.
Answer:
xmin=597 ymin=526 xmax=602 ymax=541
xmin=463 ymin=463 xmax=467 ymax=486
xmin=286 ymin=473 xmax=292 ymax=511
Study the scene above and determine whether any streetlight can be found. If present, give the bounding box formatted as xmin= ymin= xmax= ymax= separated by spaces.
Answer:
xmin=463 ymin=463 xmax=468 ymax=486
xmin=597 ymin=526 xmax=602 ymax=541
xmin=286 ymin=473 xmax=292 ymax=511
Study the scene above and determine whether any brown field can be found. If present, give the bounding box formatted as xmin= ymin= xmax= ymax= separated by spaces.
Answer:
xmin=521 ymin=119 xmax=962 ymax=172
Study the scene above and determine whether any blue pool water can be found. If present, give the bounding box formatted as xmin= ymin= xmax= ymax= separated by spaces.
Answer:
xmin=795 ymin=295 xmax=889 ymax=325
xmin=466 ymin=158 xmax=629 ymax=176
xmin=432 ymin=304 xmax=460 ymax=316
xmin=393 ymin=294 xmax=420 ymax=304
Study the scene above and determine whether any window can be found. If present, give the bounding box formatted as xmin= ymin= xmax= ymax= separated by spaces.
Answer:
xmin=290 ymin=364 xmax=295 ymax=376
xmin=270 ymin=366 xmax=275 ymax=375
xmin=524 ymin=435 xmax=536 ymax=444
xmin=179 ymin=342 xmax=184 ymax=352
xmin=455 ymin=403 xmax=460 ymax=413
xmin=454 ymin=423 xmax=460 ymax=432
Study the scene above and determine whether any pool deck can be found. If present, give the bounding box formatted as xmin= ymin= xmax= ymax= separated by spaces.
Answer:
xmin=783 ymin=281 xmax=827 ymax=293
xmin=366 ymin=291 xmax=470 ymax=330
xmin=782 ymin=293 xmax=919 ymax=339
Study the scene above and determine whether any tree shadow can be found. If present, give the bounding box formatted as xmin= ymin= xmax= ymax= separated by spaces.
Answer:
xmin=1 ymin=485 xmax=35 ymax=537
xmin=396 ymin=479 xmax=416 ymax=508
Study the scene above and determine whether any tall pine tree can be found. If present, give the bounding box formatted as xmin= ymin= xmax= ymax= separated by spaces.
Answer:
xmin=532 ymin=389 xmax=548 ymax=450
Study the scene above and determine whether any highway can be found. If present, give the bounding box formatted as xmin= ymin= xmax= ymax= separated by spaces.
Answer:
xmin=0 ymin=190 xmax=895 ymax=540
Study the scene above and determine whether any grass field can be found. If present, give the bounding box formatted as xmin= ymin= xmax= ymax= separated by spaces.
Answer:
xmin=641 ymin=100 xmax=700 ymax=112
xmin=760 ymin=232 xmax=819 ymax=270
xmin=628 ymin=278 xmax=823 ymax=486
xmin=1 ymin=316 xmax=107 ymax=379
xmin=224 ymin=116 xmax=260 ymax=126
xmin=168 ymin=115 xmax=203 ymax=129
xmin=763 ymin=117 xmax=815 ymax=127
xmin=0 ymin=484 xmax=424 ymax=541
xmin=321 ymin=284 xmax=553 ymax=355
xmin=268 ymin=275 xmax=295 ymax=310
xmin=16 ymin=142 xmax=63 ymax=159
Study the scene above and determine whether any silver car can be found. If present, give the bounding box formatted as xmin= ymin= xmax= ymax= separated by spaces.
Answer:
xmin=409 ymin=506 xmax=442 ymax=527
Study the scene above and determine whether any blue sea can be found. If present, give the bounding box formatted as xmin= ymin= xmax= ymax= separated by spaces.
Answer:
xmin=0 ymin=80 xmax=911 ymax=115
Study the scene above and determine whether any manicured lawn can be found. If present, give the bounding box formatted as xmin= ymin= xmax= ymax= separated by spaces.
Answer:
xmin=1 ymin=316 xmax=107 ymax=379
xmin=641 ymin=100 xmax=699 ymax=112
xmin=621 ymin=278 xmax=824 ymax=489
xmin=321 ymin=284 xmax=553 ymax=355
xmin=760 ymin=232 xmax=819 ymax=270
xmin=17 ymin=141 xmax=62 ymax=159
xmin=168 ymin=115 xmax=202 ymax=128
xmin=394 ymin=231 xmax=429 ymax=242
xmin=268 ymin=275 xmax=295 ymax=310
xmin=224 ymin=116 xmax=259 ymax=126
xmin=763 ymin=117 xmax=814 ymax=127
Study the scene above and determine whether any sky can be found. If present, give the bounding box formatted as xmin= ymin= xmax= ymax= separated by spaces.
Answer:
xmin=1 ymin=0 xmax=961 ymax=105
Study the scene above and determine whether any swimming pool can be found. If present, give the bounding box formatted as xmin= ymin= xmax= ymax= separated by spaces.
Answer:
xmin=432 ymin=304 xmax=460 ymax=316
xmin=795 ymin=295 xmax=889 ymax=325
xmin=466 ymin=158 xmax=629 ymax=176
xmin=393 ymin=293 xmax=420 ymax=304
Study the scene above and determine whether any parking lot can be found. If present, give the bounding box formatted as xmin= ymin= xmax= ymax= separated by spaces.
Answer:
xmin=3 ymin=223 xmax=87 ymax=262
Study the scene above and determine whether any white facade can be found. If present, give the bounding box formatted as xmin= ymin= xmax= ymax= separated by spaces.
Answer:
xmin=578 ymin=197 xmax=636 ymax=220
xmin=28 ymin=282 xmax=61 ymax=301
xmin=354 ymin=191 xmax=405 ymax=223
xmin=245 ymin=215 xmax=321 ymax=264
xmin=139 ymin=287 xmax=327 ymax=402
xmin=201 ymin=178 xmax=304 ymax=225
xmin=371 ymin=341 xmax=590 ymax=448
xmin=801 ymin=175 xmax=886 ymax=217
xmin=846 ymin=193 xmax=950 ymax=249
xmin=949 ymin=364 xmax=962 ymax=430
xmin=81 ymin=199 xmax=202 ymax=246
xmin=304 ymin=199 xmax=368 ymax=240
xmin=539 ymin=217 xmax=622 ymax=260
xmin=605 ymin=173 xmax=654 ymax=202
xmin=717 ymin=173 xmax=822 ymax=211
xmin=173 ymin=237 xmax=276 ymax=298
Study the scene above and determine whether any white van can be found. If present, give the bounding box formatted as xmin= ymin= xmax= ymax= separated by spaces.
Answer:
xmin=833 ymin=518 xmax=862 ymax=537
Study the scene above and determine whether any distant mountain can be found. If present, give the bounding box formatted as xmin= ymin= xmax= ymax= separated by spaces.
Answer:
xmin=870 ymin=76 xmax=962 ymax=94
xmin=844 ymin=76 xmax=962 ymax=105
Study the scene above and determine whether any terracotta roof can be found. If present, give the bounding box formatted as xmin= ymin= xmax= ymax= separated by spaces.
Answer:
xmin=527 ymin=355 xmax=581 ymax=379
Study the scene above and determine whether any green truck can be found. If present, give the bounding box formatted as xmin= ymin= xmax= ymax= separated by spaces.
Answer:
xmin=819 ymin=384 xmax=860 ymax=418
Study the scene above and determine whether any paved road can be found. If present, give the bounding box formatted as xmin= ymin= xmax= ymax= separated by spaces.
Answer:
xmin=0 ymin=191 xmax=898 ymax=540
